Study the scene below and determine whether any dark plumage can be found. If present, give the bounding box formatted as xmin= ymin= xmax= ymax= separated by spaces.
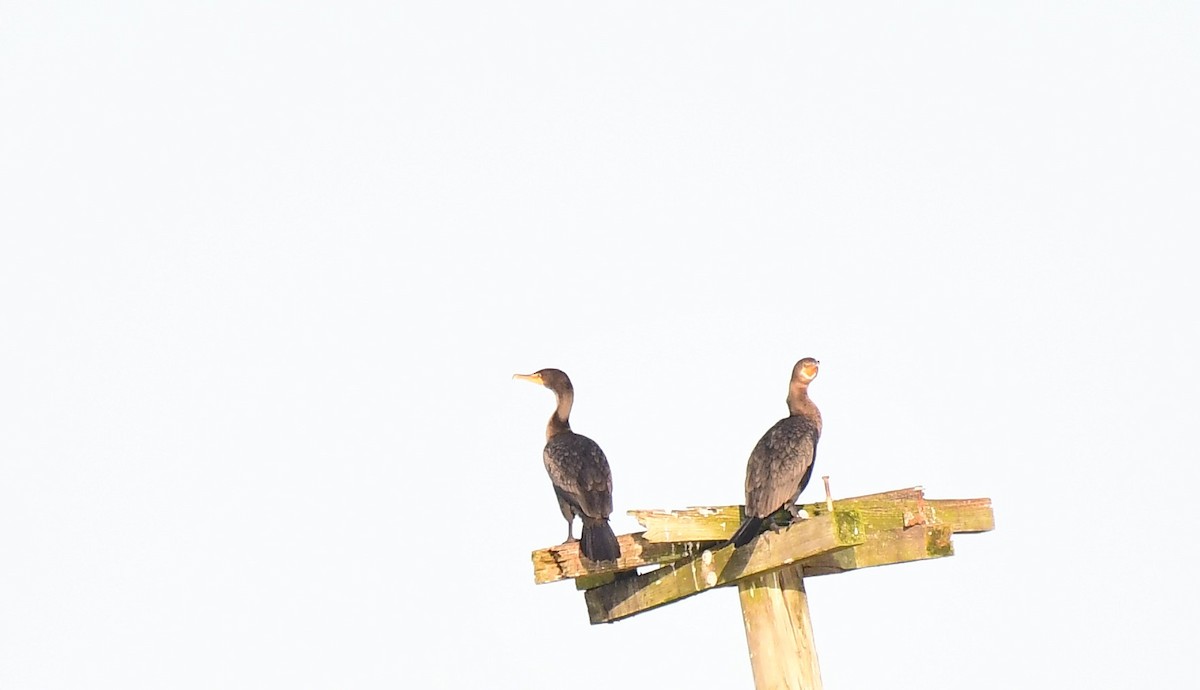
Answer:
xmin=514 ymin=368 xmax=621 ymax=563
xmin=729 ymin=358 xmax=823 ymax=548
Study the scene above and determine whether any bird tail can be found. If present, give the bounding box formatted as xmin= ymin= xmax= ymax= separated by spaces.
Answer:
xmin=580 ymin=518 xmax=621 ymax=563
xmin=728 ymin=516 xmax=765 ymax=548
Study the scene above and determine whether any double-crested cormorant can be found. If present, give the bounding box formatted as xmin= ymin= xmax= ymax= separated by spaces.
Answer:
xmin=513 ymin=368 xmax=621 ymax=563
xmin=729 ymin=357 xmax=823 ymax=548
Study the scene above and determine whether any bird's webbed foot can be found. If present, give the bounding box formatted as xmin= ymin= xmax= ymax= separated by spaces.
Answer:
xmin=767 ymin=505 xmax=810 ymax=533
xmin=766 ymin=514 xmax=790 ymax=533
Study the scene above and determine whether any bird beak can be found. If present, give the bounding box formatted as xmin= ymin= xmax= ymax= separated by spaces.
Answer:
xmin=513 ymin=373 xmax=543 ymax=385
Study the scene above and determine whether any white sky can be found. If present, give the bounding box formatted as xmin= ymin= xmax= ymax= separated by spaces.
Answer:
xmin=2 ymin=2 xmax=1197 ymax=688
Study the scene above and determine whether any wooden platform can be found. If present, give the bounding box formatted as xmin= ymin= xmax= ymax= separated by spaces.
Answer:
xmin=529 ymin=486 xmax=994 ymax=624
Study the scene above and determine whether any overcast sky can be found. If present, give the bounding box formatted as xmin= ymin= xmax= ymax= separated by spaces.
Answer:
xmin=2 ymin=2 xmax=1197 ymax=688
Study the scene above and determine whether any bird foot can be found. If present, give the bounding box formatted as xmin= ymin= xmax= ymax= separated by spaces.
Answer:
xmin=766 ymin=507 xmax=810 ymax=533
xmin=788 ymin=506 xmax=810 ymax=520
xmin=561 ymin=536 xmax=578 ymax=545
xmin=767 ymin=520 xmax=787 ymax=534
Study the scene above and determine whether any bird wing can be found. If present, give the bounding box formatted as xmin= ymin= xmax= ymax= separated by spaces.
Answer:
xmin=744 ymin=417 xmax=819 ymax=518
xmin=544 ymin=433 xmax=614 ymax=520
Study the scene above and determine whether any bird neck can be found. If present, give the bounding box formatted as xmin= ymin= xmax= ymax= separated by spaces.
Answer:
xmin=787 ymin=383 xmax=818 ymax=419
xmin=546 ymin=391 xmax=573 ymax=440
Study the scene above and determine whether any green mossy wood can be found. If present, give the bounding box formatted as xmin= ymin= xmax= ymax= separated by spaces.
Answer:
xmin=586 ymin=511 xmax=864 ymax=623
xmin=529 ymin=485 xmax=993 ymax=622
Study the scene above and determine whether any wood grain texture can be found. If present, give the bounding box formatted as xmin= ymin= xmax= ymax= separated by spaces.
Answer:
xmin=528 ymin=486 xmax=993 ymax=595
xmin=801 ymin=524 xmax=953 ymax=577
xmin=626 ymin=487 xmax=992 ymax=542
xmin=531 ymin=532 xmax=718 ymax=585
xmin=584 ymin=512 xmax=864 ymax=624
xmin=739 ymin=565 xmax=822 ymax=690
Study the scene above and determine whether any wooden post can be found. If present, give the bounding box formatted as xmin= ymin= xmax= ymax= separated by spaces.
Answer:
xmin=739 ymin=564 xmax=822 ymax=690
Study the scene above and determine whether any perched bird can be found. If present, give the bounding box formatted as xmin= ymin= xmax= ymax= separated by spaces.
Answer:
xmin=513 ymin=368 xmax=622 ymax=563
xmin=729 ymin=358 xmax=823 ymax=548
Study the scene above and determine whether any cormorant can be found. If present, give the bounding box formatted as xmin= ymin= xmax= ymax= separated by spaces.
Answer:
xmin=514 ymin=368 xmax=622 ymax=563
xmin=729 ymin=357 xmax=823 ymax=548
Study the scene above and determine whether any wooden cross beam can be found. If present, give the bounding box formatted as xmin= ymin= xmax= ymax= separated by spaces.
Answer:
xmin=528 ymin=485 xmax=994 ymax=690
xmin=531 ymin=486 xmax=993 ymax=590
xmin=585 ymin=510 xmax=863 ymax=623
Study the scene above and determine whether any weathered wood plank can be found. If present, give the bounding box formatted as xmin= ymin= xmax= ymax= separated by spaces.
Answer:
xmin=627 ymin=505 xmax=745 ymax=542
xmin=531 ymin=533 xmax=718 ymax=585
xmin=629 ymin=488 xmax=924 ymax=542
xmin=925 ymin=498 xmax=994 ymax=533
xmin=574 ymin=572 xmax=618 ymax=590
xmin=530 ymin=488 xmax=993 ymax=589
xmin=801 ymin=525 xmax=954 ymax=577
xmin=584 ymin=512 xmax=864 ymax=624
xmin=627 ymin=489 xmax=992 ymax=543
xmin=804 ymin=495 xmax=992 ymax=535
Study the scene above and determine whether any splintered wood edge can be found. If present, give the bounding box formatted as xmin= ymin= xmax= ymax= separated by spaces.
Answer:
xmin=530 ymin=532 xmax=720 ymax=585
xmin=626 ymin=506 xmax=745 ymax=542
xmin=584 ymin=511 xmax=865 ymax=624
